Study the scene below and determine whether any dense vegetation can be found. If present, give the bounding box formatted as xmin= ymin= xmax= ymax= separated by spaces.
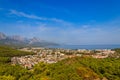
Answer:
xmin=0 ymin=46 xmax=34 ymax=80
xmin=0 ymin=46 xmax=34 ymax=57
xmin=30 ymin=57 xmax=120 ymax=80
xmin=0 ymin=46 xmax=34 ymax=64
xmin=0 ymin=46 xmax=119 ymax=80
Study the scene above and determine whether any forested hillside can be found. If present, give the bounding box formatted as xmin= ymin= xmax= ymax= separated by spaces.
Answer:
xmin=0 ymin=46 xmax=119 ymax=80
xmin=0 ymin=46 xmax=34 ymax=57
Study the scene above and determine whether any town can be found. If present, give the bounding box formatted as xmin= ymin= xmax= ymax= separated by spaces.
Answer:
xmin=11 ymin=47 xmax=116 ymax=69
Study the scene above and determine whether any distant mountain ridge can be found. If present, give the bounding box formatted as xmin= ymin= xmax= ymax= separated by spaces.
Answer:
xmin=0 ymin=32 xmax=58 ymax=47
xmin=0 ymin=32 xmax=7 ymax=40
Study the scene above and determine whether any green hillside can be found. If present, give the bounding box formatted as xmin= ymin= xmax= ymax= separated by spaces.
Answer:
xmin=30 ymin=57 xmax=120 ymax=80
xmin=0 ymin=46 xmax=119 ymax=80
xmin=0 ymin=46 xmax=34 ymax=57
xmin=0 ymin=46 xmax=34 ymax=63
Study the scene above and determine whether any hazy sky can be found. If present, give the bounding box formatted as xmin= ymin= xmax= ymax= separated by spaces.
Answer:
xmin=0 ymin=0 xmax=120 ymax=45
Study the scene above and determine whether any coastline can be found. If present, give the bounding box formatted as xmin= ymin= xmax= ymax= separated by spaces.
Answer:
xmin=45 ymin=44 xmax=120 ymax=50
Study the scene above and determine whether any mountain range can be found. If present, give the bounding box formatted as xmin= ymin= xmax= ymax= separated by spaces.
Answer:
xmin=0 ymin=32 xmax=58 ymax=47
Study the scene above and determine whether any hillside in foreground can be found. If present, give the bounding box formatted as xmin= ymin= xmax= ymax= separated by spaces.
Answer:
xmin=0 ymin=46 xmax=119 ymax=80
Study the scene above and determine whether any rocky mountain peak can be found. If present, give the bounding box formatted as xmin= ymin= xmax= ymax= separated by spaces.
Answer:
xmin=0 ymin=32 xmax=7 ymax=40
xmin=8 ymin=35 xmax=25 ymax=42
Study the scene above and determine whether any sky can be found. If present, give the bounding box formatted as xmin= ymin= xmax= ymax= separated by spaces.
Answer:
xmin=0 ymin=0 xmax=120 ymax=45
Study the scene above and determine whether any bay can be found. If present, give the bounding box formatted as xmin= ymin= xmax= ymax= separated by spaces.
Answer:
xmin=45 ymin=45 xmax=120 ymax=50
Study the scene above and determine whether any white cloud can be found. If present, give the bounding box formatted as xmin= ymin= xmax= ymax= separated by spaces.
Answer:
xmin=81 ymin=25 xmax=90 ymax=29
xmin=3 ymin=20 xmax=120 ymax=45
xmin=4 ymin=10 xmax=120 ymax=44
xmin=9 ymin=10 xmax=65 ymax=23
xmin=11 ymin=19 xmax=120 ymax=44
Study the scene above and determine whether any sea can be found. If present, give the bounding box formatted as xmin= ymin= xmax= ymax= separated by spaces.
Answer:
xmin=45 ymin=45 xmax=120 ymax=50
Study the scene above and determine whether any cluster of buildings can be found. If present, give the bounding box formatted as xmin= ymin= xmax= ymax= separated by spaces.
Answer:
xmin=11 ymin=47 xmax=115 ymax=69
xmin=91 ymin=49 xmax=115 ymax=58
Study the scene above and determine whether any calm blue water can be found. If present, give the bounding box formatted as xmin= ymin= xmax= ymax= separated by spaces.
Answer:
xmin=45 ymin=45 xmax=120 ymax=50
